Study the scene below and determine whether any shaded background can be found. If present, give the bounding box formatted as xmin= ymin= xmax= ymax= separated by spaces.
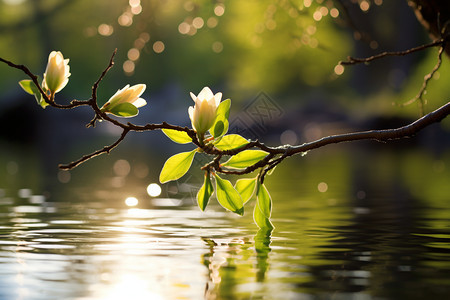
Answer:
xmin=0 ymin=0 xmax=449 ymax=206
xmin=1 ymin=1 xmax=450 ymax=299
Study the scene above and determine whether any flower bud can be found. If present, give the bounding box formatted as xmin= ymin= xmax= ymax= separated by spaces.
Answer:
xmin=42 ymin=51 xmax=70 ymax=95
xmin=100 ymin=84 xmax=147 ymax=114
xmin=188 ymin=87 xmax=222 ymax=137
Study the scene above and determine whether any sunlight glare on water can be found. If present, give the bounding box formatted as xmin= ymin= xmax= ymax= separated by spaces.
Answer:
xmin=88 ymin=273 xmax=164 ymax=300
xmin=0 ymin=150 xmax=449 ymax=299
xmin=125 ymin=196 xmax=139 ymax=207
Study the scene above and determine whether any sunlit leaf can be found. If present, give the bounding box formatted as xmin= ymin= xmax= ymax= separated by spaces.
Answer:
xmin=19 ymin=79 xmax=48 ymax=108
xmin=235 ymin=177 xmax=257 ymax=204
xmin=217 ymin=98 xmax=231 ymax=119
xmin=214 ymin=134 xmax=249 ymax=150
xmin=159 ymin=149 xmax=196 ymax=183
xmin=197 ymin=172 xmax=214 ymax=211
xmin=211 ymin=99 xmax=231 ymax=138
xmin=214 ymin=174 xmax=244 ymax=215
xmin=253 ymin=201 xmax=274 ymax=230
xmin=162 ymin=129 xmax=192 ymax=144
xmin=222 ymin=150 xmax=269 ymax=169
xmin=108 ymin=102 xmax=139 ymax=117
xmin=256 ymin=182 xmax=272 ymax=218
xmin=19 ymin=80 xmax=36 ymax=95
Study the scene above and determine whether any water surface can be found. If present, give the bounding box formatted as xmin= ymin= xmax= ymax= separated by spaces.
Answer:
xmin=1 ymin=148 xmax=449 ymax=299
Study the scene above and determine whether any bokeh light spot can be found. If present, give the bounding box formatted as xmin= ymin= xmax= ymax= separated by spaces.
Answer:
xmin=318 ymin=182 xmax=328 ymax=193
xmin=127 ymin=48 xmax=140 ymax=61
xmin=131 ymin=5 xmax=142 ymax=15
xmin=123 ymin=60 xmax=135 ymax=75
xmin=360 ymin=0 xmax=370 ymax=12
xmin=319 ymin=6 xmax=328 ymax=16
xmin=113 ymin=159 xmax=131 ymax=177
xmin=153 ymin=41 xmax=165 ymax=53
xmin=129 ymin=0 xmax=140 ymax=7
xmin=303 ymin=0 xmax=312 ymax=8
xmin=214 ymin=4 xmax=225 ymax=17
xmin=334 ymin=64 xmax=345 ymax=75
xmin=207 ymin=17 xmax=218 ymax=28
xmin=192 ymin=17 xmax=204 ymax=29
xmin=118 ymin=13 xmax=133 ymax=27
xmin=313 ymin=11 xmax=322 ymax=21
xmin=98 ymin=24 xmax=114 ymax=36
xmin=212 ymin=41 xmax=223 ymax=53
xmin=147 ymin=183 xmax=162 ymax=197
xmin=330 ymin=8 xmax=339 ymax=18
xmin=125 ymin=197 xmax=139 ymax=207
xmin=178 ymin=22 xmax=190 ymax=34
xmin=57 ymin=170 xmax=71 ymax=183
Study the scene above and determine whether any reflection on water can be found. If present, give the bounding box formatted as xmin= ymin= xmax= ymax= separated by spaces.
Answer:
xmin=0 ymin=149 xmax=450 ymax=299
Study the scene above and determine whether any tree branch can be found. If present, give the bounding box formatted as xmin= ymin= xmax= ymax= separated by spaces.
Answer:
xmin=1 ymin=48 xmax=449 ymax=176
xmin=339 ymin=38 xmax=445 ymax=65
xmin=401 ymin=43 xmax=445 ymax=113
xmin=59 ymin=128 xmax=130 ymax=170
xmin=213 ymin=101 xmax=450 ymax=176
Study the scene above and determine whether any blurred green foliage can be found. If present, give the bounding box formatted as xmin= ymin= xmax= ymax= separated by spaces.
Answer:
xmin=0 ymin=0 xmax=448 ymax=119
xmin=0 ymin=0 xmax=349 ymax=102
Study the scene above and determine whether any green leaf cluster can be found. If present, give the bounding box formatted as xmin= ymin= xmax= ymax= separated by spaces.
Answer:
xmin=159 ymin=96 xmax=275 ymax=230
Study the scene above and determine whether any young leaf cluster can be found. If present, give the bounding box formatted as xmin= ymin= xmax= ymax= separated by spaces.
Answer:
xmin=159 ymin=97 xmax=275 ymax=230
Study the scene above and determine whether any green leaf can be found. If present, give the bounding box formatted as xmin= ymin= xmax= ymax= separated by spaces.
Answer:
xmin=212 ymin=120 xmax=224 ymax=138
xmin=214 ymin=174 xmax=244 ymax=215
xmin=19 ymin=80 xmax=36 ymax=95
xmin=222 ymin=150 xmax=269 ymax=169
xmin=216 ymin=98 xmax=231 ymax=119
xmin=108 ymin=102 xmax=139 ymax=117
xmin=19 ymin=79 xmax=48 ymax=108
xmin=159 ymin=149 xmax=196 ymax=183
xmin=235 ymin=178 xmax=257 ymax=204
xmin=256 ymin=182 xmax=272 ymax=218
xmin=214 ymin=134 xmax=249 ymax=150
xmin=253 ymin=201 xmax=274 ymax=230
xmin=210 ymin=99 xmax=231 ymax=138
xmin=197 ymin=172 xmax=214 ymax=211
xmin=162 ymin=129 xmax=192 ymax=144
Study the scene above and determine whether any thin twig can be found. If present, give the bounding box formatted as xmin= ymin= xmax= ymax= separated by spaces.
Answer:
xmin=340 ymin=39 xmax=445 ymax=65
xmin=59 ymin=128 xmax=130 ymax=170
xmin=400 ymin=44 xmax=446 ymax=114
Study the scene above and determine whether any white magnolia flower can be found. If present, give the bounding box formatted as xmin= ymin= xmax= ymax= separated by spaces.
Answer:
xmin=188 ymin=87 xmax=222 ymax=136
xmin=100 ymin=84 xmax=147 ymax=115
xmin=42 ymin=51 xmax=70 ymax=96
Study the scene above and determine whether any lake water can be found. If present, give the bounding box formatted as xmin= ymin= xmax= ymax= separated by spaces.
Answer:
xmin=1 ymin=146 xmax=449 ymax=300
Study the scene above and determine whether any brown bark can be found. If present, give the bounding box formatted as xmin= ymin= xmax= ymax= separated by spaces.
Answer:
xmin=408 ymin=0 xmax=450 ymax=54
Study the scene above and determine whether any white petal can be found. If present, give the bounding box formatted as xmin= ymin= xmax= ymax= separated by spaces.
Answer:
xmin=132 ymin=98 xmax=147 ymax=108
xmin=213 ymin=92 xmax=222 ymax=107
xmin=107 ymin=84 xmax=130 ymax=105
xmin=130 ymin=84 xmax=146 ymax=98
xmin=188 ymin=106 xmax=195 ymax=125
xmin=190 ymin=92 xmax=197 ymax=102
xmin=197 ymin=87 xmax=214 ymax=100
